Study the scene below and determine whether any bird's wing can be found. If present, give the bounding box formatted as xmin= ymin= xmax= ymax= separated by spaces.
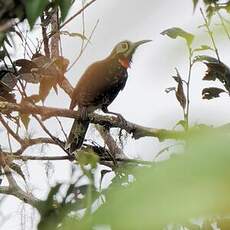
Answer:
xmin=70 ymin=60 xmax=127 ymax=109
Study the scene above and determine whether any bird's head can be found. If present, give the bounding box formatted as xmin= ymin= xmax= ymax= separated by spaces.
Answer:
xmin=110 ymin=40 xmax=151 ymax=68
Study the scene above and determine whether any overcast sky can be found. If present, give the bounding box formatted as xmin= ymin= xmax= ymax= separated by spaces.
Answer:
xmin=2 ymin=0 xmax=230 ymax=229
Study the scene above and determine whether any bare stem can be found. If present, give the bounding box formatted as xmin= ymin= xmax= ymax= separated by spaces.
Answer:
xmin=200 ymin=8 xmax=221 ymax=62
xmin=60 ymin=0 xmax=97 ymax=29
xmin=32 ymin=114 xmax=70 ymax=155
xmin=217 ymin=10 xmax=230 ymax=41
xmin=68 ymin=19 xmax=99 ymax=71
xmin=0 ymin=115 xmax=24 ymax=145
xmin=184 ymin=47 xmax=193 ymax=130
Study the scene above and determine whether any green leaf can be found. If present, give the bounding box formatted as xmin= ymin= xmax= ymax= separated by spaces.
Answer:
xmin=77 ymin=149 xmax=99 ymax=169
xmin=217 ymin=218 xmax=230 ymax=229
xmin=26 ymin=0 xmax=49 ymax=28
xmin=92 ymin=135 xmax=230 ymax=229
xmin=193 ymin=45 xmax=213 ymax=52
xmin=60 ymin=31 xmax=88 ymax=41
xmin=58 ymin=0 xmax=73 ymax=21
xmin=193 ymin=55 xmax=219 ymax=63
xmin=161 ymin=27 xmax=194 ymax=46
xmin=226 ymin=2 xmax=230 ymax=13
xmin=175 ymin=120 xmax=187 ymax=129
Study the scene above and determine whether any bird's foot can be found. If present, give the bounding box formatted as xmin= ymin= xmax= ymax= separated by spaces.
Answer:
xmin=102 ymin=108 xmax=127 ymax=127
xmin=115 ymin=113 xmax=127 ymax=127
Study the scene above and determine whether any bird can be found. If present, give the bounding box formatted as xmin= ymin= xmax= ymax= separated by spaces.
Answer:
xmin=66 ymin=39 xmax=151 ymax=153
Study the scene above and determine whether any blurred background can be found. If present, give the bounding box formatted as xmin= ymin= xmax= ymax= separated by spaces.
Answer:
xmin=2 ymin=0 xmax=230 ymax=229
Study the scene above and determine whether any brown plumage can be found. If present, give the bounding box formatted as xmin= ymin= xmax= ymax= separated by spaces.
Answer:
xmin=70 ymin=58 xmax=128 ymax=111
xmin=66 ymin=39 xmax=151 ymax=153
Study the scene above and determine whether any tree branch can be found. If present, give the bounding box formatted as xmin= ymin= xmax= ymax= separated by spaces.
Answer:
xmin=33 ymin=115 xmax=70 ymax=155
xmin=3 ymin=153 xmax=152 ymax=165
xmin=14 ymin=137 xmax=56 ymax=155
xmin=0 ymin=153 xmax=39 ymax=206
xmin=0 ymin=115 xmax=24 ymax=145
xmin=0 ymin=101 xmax=185 ymax=141
xmin=96 ymin=126 xmax=125 ymax=166
xmin=60 ymin=0 xmax=97 ymax=30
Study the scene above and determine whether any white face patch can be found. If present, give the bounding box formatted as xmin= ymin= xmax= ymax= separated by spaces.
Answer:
xmin=116 ymin=41 xmax=129 ymax=55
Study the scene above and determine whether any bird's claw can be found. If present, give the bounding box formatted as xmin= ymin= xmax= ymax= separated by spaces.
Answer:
xmin=116 ymin=113 xmax=127 ymax=127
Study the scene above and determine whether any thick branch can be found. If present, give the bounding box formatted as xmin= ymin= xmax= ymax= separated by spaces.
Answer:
xmin=3 ymin=153 xmax=152 ymax=165
xmin=0 ymin=186 xmax=10 ymax=194
xmin=50 ymin=7 xmax=74 ymax=97
xmin=50 ymin=8 xmax=60 ymax=59
xmin=0 ymin=101 xmax=185 ymax=141
xmin=0 ymin=183 xmax=39 ymax=206
xmin=96 ymin=126 xmax=125 ymax=163
xmin=14 ymin=137 xmax=56 ymax=155
xmin=58 ymin=77 xmax=74 ymax=97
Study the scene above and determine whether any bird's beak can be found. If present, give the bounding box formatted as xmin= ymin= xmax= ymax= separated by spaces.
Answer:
xmin=133 ymin=39 xmax=152 ymax=48
xmin=123 ymin=39 xmax=152 ymax=60
xmin=126 ymin=39 xmax=152 ymax=57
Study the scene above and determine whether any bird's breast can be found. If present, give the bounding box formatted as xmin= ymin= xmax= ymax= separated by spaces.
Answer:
xmin=106 ymin=63 xmax=128 ymax=82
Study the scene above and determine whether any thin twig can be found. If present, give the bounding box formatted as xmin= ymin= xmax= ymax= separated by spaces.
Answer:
xmin=55 ymin=117 xmax=68 ymax=141
xmin=6 ymin=128 xmax=12 ymax=153
xmin=68 ymin=19 xmax=99 ymax=71
xmin=46 ymin=0 xmax=97 ymax=41
xmin=154 ymin=143 xmax=183 ymax=160
xmin=3 ymin=46 xmax=26 ymax=98
xmin=184 ymin=47 xmax=193 ymax=130
xmin=16 ymin=25 xmax=34 ymax=57
xmin=60 ymin=0 xmax=97 ymax=30
xmin=14 ymin=137 xmax=55 ymax=155
xmin=14 ymin=155 xmax=73 ymax=161
xmin=15 ymin=25 xmax=33 ymax=58
xmin=0 ymin=115 xmax=24 ymax=145
xmin=32 ymin=115 xmax=70 ymax=156
xmin=216 ymin=10 xmax=230 ymax=41
xmin=0 ymin=151 xmax=38 ymax=205
xmin=200 ymin=8 xmax=221 ymax=62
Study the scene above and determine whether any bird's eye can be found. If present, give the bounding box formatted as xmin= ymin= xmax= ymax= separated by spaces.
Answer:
xmin=121 ymin=43 xmax=128 ymax=49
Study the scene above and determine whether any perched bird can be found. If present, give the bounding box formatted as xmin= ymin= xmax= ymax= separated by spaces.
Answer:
xmin=66 ymin=39 xmax=151 ymax=153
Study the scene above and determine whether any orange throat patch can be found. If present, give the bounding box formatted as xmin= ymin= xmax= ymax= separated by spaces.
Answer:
xmin=118 ymin=58 xmax=130 ymax=69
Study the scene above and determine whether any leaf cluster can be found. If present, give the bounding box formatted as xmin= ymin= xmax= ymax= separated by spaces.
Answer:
xmin=0 ymin=0 xmax=74 ymax=47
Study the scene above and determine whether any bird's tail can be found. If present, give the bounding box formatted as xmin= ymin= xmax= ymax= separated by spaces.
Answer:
xmin=65 ymin=118 xmax=89 ymax=153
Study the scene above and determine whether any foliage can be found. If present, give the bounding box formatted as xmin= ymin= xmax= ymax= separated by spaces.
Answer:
xmin=161 ymin=27 xmax=194 ymax=46
xmin=1 ymin=0 xmax=230 ymax=230
xmin=91 ymin=134 xmax=230 ymax=230
xmin=26 ymin=0 xmax=74 ymax=27
xmin=0 ymin=0 xmax=73 ymax=46
xmin=37 ymin=133 xmax=230 ymax=230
